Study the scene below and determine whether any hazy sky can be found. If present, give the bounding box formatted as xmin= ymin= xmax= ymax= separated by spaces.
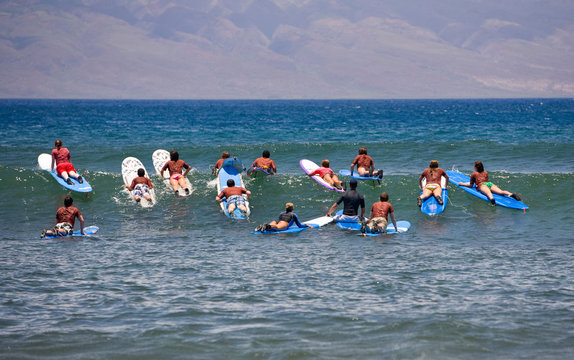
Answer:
xmin=1 ymin=0 xmax=573 ymax=99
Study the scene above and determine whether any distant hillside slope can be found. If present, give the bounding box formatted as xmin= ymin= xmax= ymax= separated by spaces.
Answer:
xmin=1 ymin=0 xmax=573 ymax=98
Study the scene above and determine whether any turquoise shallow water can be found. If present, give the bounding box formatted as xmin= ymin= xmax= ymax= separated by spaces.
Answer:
xmin=1 ymin=99 xmax=573 ymax=359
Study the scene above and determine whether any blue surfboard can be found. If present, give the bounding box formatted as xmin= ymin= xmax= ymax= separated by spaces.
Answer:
xmin=446 ymin=170 xmax=528 ymax=210
xmin=38 ymin=153 xmax=92 ymax=193
xmin=333 ymin=210 xmax=410 ymax=234
xmin=217 ymin=158 xmax=250 ymax=219
xmin=247 ymin=166 xmax=271 ymax=177
xmin=339 ymin=169 xmax=382 ymax=182
xmin=42 ymin=225 xmax=99 ymax=239
xmin=420 ymin=176 xmax=448 ymax=216
xmin=250 ymin=215 xmax=333 ymax=235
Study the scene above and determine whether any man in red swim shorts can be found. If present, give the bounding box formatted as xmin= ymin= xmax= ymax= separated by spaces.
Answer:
xmin=51 ymin=139 xmax=83 ymax=185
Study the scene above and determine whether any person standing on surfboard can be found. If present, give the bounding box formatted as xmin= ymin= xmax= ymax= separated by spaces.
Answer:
xmin=362 ymin=192 xmax=397 ymax=234
xmin=160 ymin=151 xmax=191 ymax=195
xmin=41 ymin=196 xmax=85 ymax=238
xmin=417 ymin=160 xmax=449 ymax=207
xmin=326 ymin=179 xmax=365 ymax=222
xmin=350 ymin=147 xmax=383 ymax=179
xmin=254 ymin=202 xmax=312 ymax=232
xmin=125 ymin=168 xmax=154 ymax=203
xmin=458 ymin=161 xmax=522 ymax=205
xmin=308 ymin=159 xmax=345 ymax=190
xmin=212 ymin=151 xmax=231 ymax=176
xmin=51 ymin=139 xmax=84 ymax=185
xmin=216 ymin=179 xmax=251 ymax=217
xmin=251 ymin=150 xmax=277 ymax=174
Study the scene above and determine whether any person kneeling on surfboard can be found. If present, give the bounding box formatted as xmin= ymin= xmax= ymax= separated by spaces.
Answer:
xmin=51 ymin=139 xmax=84 ymax=185
xmin=458 ymin=161 xmax=522 ymax=205
xmin=326 ymin=179 xmax=365 ymax=222
xmin=41 ymin=196 xmax=85 ymax=238
xmin=255 ymin=202 xmax=313 ymax=232
xmin=350 ymin=147 xmax=383 ymax=179
xmin=216 ymin=179 xmax=251 ymax=217
xmin=160 ymin=151 xmax=191 ymax=195
xmin=362 ymin=192 xmax=397 ymax=234
xmin=212 ymin=151 xmax=231 ymax=176
xmin=251 ymin=150 xmax=277 ymax=174
xmin=125 ymin=168 xmax=154 ymax=203
xmin=308 ymin=159 xmax=345 ymax=190
xmin=417 ymin=160 xmax=448 ymax=207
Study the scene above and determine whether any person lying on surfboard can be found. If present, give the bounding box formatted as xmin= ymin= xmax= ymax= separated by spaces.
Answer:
xmin=417 ymin=160 xmax=449 ymax=207
xmin=160 ymin=150 xmax=191 ymax=195
xmin=216 ymin=179 xmax=251 ymax=217
xmin=326 ymin=179 xmax=365 ymax=222
xmin=458 ymin=161 xmax=522 ymax=205
xmin=308 ymin=159 xmax=345 ymax=190
xmin=41 ymin=196 xmax=85 ymax=238
xmin=212 ymin=151 xmax=231 ymax=176
xmin=362 ymin=192 xmax=397 ymax=234
xmin=51 ymin=139 xmax=84 ymax=185
xmin=350 ymin=147 xmax=383 ymax=179
xmin=254 ymin=202 xmax=312 ymax=232
xmin=251 ymin=150 xmax=277 ymax=174
xmin=125 ymin=168 xmax=154 ymax=203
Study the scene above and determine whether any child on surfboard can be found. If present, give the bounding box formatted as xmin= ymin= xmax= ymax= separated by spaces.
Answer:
xmin=216 ymin=179 xmax=251 ymax=217
xmin=125 ymin=168 xmax=154 ymax=203
xmin=212 ymin=151 xmax=231 ymax=176
xmin=160 ymin=150 xmax=191 ymax=195
xmin=458 ymin=161 xmax=522 ymax=205
xmin=417 ymin=160 xmax=449 ymax=207
xmin=251 ymin=150 xmax=277 ymax=174
xmin=308 ymin=159 xmax=345 ymax=190
xmin=350 ymin=147 xmax=383 ymax=178
xmin=51 ymin=139 xmax=84 ymax=185
xmin=362 ymin=192 xmax=397 ymax=234
xmin=254 ymin=202 xmax=312 ymax=232
xmin=41 ymin=196 xmax=85 ymax=238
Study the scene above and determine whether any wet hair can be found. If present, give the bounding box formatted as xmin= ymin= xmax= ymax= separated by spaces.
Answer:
xmin=137 ymin=168 xmax=145 ymax=177
xmin=429 ymin=160 xmax=439 ymax=177
xmin=380 ymin=192 xmax=389 ymax=202
xmin=321 ymin=159 xmax=330 ymax=168
xmin=262 ymin=150 xmax=270 ymax=158
xmin=55 ymin=139 xmax=62 ymax=147
xmin=227 ymin=179 xmax=235 ymax=187
xmin=170 ymin=151 xmax=179 ymax=161
xmin=222 ymin=151 xmax=230 ymax=159
xmin=285 ymin=202 xmax=294 ymax=211
xmin=474 ymin=161 xmax=484 ymax=172
xmin=359 ymin=147 xmax=367 ymax=155
xmin=64 ymin=196 xmax=73 ymax=207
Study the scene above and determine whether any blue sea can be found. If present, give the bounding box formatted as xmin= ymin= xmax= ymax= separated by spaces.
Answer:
xmin=1 ymin=99 xmax=573 ymax=359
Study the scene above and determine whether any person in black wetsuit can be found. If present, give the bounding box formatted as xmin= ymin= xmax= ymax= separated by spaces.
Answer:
xmin=326 ymin=178 xmax=365 ymax=222
xmin=255 ymin=203 xmax=312 ymax=232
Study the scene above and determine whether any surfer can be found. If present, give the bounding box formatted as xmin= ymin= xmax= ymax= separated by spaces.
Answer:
xmin=350 ymin=147 xmax=383 ymax=178
xmin=41 ymin=196 xmax=85 ymax=238
xmin=308 ymin=159 xmax=345 ymax=190
xmin=458 ymin=161 xmax=522 ymax=205
xmin=417 ymin=160 xmax=449 ymax=207
xmin=326 ymin=179 xmax=365 ymax=222
xmin=125 ymin=168 xmax=154 ymax=203
xmin=216 ymin=179 xmax=251 ymax=217
xmin=254 ymin=202 xmax=312 ymax=232
xmin=212 ymin=151 xmax=231 ymax=176
xmin=51 ymin=139 xmax=83 ymax=185
xmin=362 ymin=192 xmax=397 ymax=234
xmin=251 ymin=150 xmax=277 ymax=174
xmin=160 ymin=150 xmax=191 ymax=195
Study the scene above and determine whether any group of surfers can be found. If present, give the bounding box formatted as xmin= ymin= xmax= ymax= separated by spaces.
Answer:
xmin=41 ymin=140 xmax=523 ymax=237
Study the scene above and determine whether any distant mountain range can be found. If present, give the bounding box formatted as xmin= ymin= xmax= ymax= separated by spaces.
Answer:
xmin=1 ymin=0 xmax=573 ymax=99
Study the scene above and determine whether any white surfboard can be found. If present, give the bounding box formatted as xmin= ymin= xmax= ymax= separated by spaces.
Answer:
xmin=152 ymin=149 xmax=193 ymax=197
xmin=300 ymin=159 xmax=344 ymax=193
xmin=121 ymin=156 xmax=156 ymax=207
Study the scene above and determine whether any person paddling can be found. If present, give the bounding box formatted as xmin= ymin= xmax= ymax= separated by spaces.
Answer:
xmin=51 ymin=139 xmax=84 ymax=185
xmin=458 ymin=161 xmax=522 ymax=205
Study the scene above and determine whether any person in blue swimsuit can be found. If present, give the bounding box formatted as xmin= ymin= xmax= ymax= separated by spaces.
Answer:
xmin=254 ymin=203 xmax=312 ymax=232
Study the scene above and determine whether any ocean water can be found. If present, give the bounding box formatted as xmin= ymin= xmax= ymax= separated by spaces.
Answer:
xmin=1 ymin=98 xmax=573 ymax=359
